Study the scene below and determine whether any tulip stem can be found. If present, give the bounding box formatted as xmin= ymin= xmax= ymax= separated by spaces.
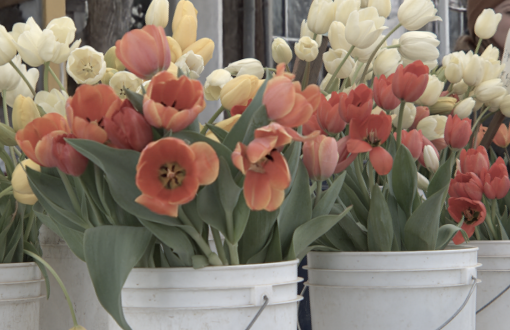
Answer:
xmin=200 ymin=106 xmax=226 ymax=135
xmin=57 ymin=169 xmax=81 ymax=215
xmin=2 ymin=90 xmax=17 ymax=167
xmin=43 ymin=62 xmax=50 ymax=92
xmin=24 ymin=211 xmax=35 ymax=242
xmin=314 ymin=181 xmax=323 ymax=207
xmin=360 ymin=23 xmax=402 ymax=83
xmin=0 ymin=186 xmax=13 ymax=199
xmin=368 ymin=162 xmax=375 ymax=193
xmin=396 ymin=100 xmax=406 ymax=149
xmin=211 ymin=228 xmax=228 ymax=265
xmin=355 ymin=154 xmax=370 ymax=204
xmin=285 ymin=64 xmax=291 ymax=72
xmin=24 ymin=249 xmax=79 ymax=327
xmin=302 ymin=61 xmax=311 ymax=88
xmin=48 ymin=66 xmax=66 ymax=92
xmin=325 ymin=45 xmax=356 ymax=94
xmin=8 ymin=60 xmax=36 ymax=96
xmin=474 ymin=38 xmax=484 ymax=55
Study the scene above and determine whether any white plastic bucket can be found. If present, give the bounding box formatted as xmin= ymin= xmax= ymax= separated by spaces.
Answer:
xmin=109 ymin=259 xmax=302 ymax=330
xmin=0 ymin=262 xmax=43 ymax=330
xmin=306 ymin=246 xmax=479 ymax=330
xmin=38 ymin=225 xmax=114 ymax=330
xmin=470 ymin=241 xmax=510 ymax=329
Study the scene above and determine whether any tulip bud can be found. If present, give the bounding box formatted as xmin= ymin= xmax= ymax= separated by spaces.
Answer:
xmin=475 ymin=9 xmax=502 ymax=40
xmin=368 ymin=0 xmax=391 ymax=17
xmin=12 ymin=159 xmax=41 ymax=206
xmin=482 ymin=45 xmax=500 ymax=61
xmin=391 ymin=103 xmax=416 ymax=130
xmin=12 ymin=95 xmax=41 ymax=132
xmin=205 ymin=115 xmax=241 ymax=142
xmin=183 ymin=38 xmax=215 ymax=65
xmin=428 ymin=97 xmax=456 ymax=115
xmin=301 ymin=20 xmax=323 ymax=47
xmin=109 ymin=71 xmax=143 ymax=99
xmin=500 ymin=94 xmax=510 ymax=117
xmin=225 ymin=58 xmax=264 ymax=79
xmin=295 ymin=36 xmax=319 ymax=62
xmin=398 ymin=32 xmax=440 ymax=63
xmin=166 ymin=36 xmax=183 ymax=63
xmin=417 ymin=75 xmax=444 ymax=106
xmin=303 ymin=135 xmax=340 ymax=181
xmin=453 ymin=97 xmax=475 ymax=119
xmin=272 ymin=38 xmax=293 ymax=64
xmin=423 ymin=145 xmax=439 ymax=173
xmin=172 ymin=0 xmax=198 ymax=50
xmin=452 ymin=80 xmax=469 ymax=95
xmin=373 ymin=48 xmax=400 ymax=77
xmin=345 ymin=9 xmax=386 ymax=49
xmin=0 ymin=25 xmax=17 ymax=66
xmin=101 ymin=68 xmax=118 ymax=85
xmin=335 ymin=0 xmax=360 ymax=25
xmin=417 ymin=114 xmax=447 ymax=142
xmin=463 ymin=54 xmax=484 ymax=87
xmin=104 ymin=46 xmax=126 ymax=71
xmin=175 ymin=50 xmax=204 ymax=79
xmin=323 ymin=48 xmax=355 ymax=79
xmin=397 ymin=0 xmax=442 ymax=31
xmin=307 ymin=0 xmax=337 ymax=35
xmin=220 ymin=75 xmax=260 ymax=110
xmin=417 ymin=172 xmax=429 ymax=191
xmin=328 ymin=21 xmax=350 ymax=51
xmin=145 ymin=0 xmax=170 ymax=28
xmin=474 ymin=79 xmax=507 ymax=103
xmin=442 ymin=52 xmax=463 ymax=84
xmin=204 ymin=69 xmax=233 ymax=101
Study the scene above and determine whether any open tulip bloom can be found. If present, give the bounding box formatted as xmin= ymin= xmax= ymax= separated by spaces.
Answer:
xmin=6 ymin=0 xmax=510 ymax=328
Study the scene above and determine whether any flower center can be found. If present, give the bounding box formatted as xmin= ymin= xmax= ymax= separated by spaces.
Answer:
xmin=82 ymin=62 xmax=94 ymax=73
xmin=248 ymin=152 xmax=275 ymax=174
xmin=463 ymin=208 xmax=480 ymax=225
xmin=363 ymin=129 xmax=381 ymax=147
xmin=159 ymin=162 xmax=186 ymax=189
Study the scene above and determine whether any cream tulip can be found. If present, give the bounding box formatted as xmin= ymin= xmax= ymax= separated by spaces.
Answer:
xmin=12 ymin=95 xmax=40 ymax=132
xmin=172 ymin=0 xmax=198 ymax=50
xmin=220 ymin=75 xmax=260 ymax=110
xmin=391 ymin=102 xmax=416 ymax=130
xmin=12 ymin=159 xmax=40 ymax=205
xmin=481 ymin=45 xmax=500 ymax=61
xmin=499 ymin=94 xmax=510 ymax=117
xmin=417 ymin=172 xmax=429 ymax=191
xmin=352 ymin=34 xmax=384 ymax=63
xmin=204 ymin=69 xmax=233 ymax=101
xmin=323 ymin=48 xmax=355 ymax=78
xmin=442 ymin=52 xmax=464 ymax=84
xmin=34 ymin=89 xmax=68 ymax=116
xmin=109 ymin=71 xmax=143 ymax=99
xmin=183 ymin=38 xmax=215 ymax=65
xmin=475 ymin=9 xmax=502 ymax=40
xmin=145 ymin=0 xmax=170 ymax=28
xmin=0 ymin=25 xmax=17 ymax=66
xmin=345 ymin=9 xmax=386 ymax=49
xmin=328 ymin=21 xmax=350 ymax=51
xmin=225 ymin=58 xmax=264 ymax=79
xmin=272 ymin=38 xmax=293 ymax=64
xmin=373 ymin=48 xmax=400 ymax=77
xmin=166 ymin=36 xmax=183 ymax=64
xmin=104 ymin=46 xmax=126 ymax=71
xmin=0 ymin=60 xmax=21 ymax=91
xmin=175 ymin=50 xmax=204 ymax=79
xmin=307 ymin=0 xmax=337 ymax=34
xmin=67 ymin=46 xmax=107 ymax=85
xmin=136 ymin=80 xmax=151 ymax=95
xmin=453 ymin=97 xmax=476 ymax=119
xmin=423 ymin=145 xmax=439 ymax=173
xmin=474 ymin=79 xmax=507 ymax=103
xmin=301 ymin=20 xmax=323 ymax=47
xmin=46 ymin=17 xmax=81 ymax=64
xmin=452 ymin=80 xmax=469 ymax=95
xmin=295 ymin=37 xmax=320 ymax=62
xmin=417 ymin=75 xmax=444 ymax=106
xmin=482 ymin=57 xmax=505 ymax=82
xmin=488 ymin=93 xmax=506 ymax=111
xmin=5 ymin=55 xmax=39 ymax=107
xmin=398 ymin=31 xmax=440 ymax=63
xmin=397 ymin=0 xmax=442 ymax=31
xmin=429 ymin=97 xmax=456 ymax=115
xmin=417 ymin=115 xmax=447 ymax=141
xmin=101 ymin=68 xmax=117 ymax=85
xmin=335 ymin=0 xmax=361 ymax=25
xmin=462 ymin=53 xmax=485 ymax=86
xmin=368 ymin=0 xmax=391 ymax=17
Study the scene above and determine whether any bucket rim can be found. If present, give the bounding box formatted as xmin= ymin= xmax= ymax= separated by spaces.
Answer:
xmin=304 ymin=279 xmax=482 ymax=289
xmin=307 ymin=245 xmax=478 ymax=257
xmin=0 ymin=262 xmax=38 ymax=269
xmin=304 ymin=264 xmax=482 ymax=272
xmin=129 ymin=259 xmax=300 ymax=272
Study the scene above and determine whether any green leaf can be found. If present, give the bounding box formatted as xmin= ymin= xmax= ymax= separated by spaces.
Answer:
xmin=241 ymin=105 xmax=271 ymax=145
xmin=436 ymin=224 xmax=464 ymax=250
xmin=277 ymin=162 xmax=312 ymax=257
xmin=283 ymin=140 xmax=302 ymax=194
xmin=205 ymin=123 xmax=228 ymax=142
xmin=196 ymin=181 xmax=227 ymax=236
xmin=427 ymin=153 xmax=454 ymax=199
xmin=340 ymin=185 xmax=368 ymax=226
xmin=233 ymin=194 xmax=251 ymax=243
xmin=216 ymin=158 xmax=242 ymax=226
xmin=387 ymin=194 xmax=406 ymax=251
xmin=192 ymin=255 xmax=209 ymax=269
xmin=246 ymin=229 xmax=274 ymax=264
xmin=84 ymin=226 xmax=153 ymax=330
xmin=313 ymin=173 xmax=346 ymax=218
xmin=367 ymin=185 xmax=394 ymax=251
xmin=404 ymin=185 xmax=449 ymax=251
xmin=238 ymin=210 xmax=278 ymax=264
xmin=324 ymin=223 xmax=356 ymax=251
xmin=184 ymin=117 xmax=200 ymax=133
xmin=287 ymin=207 xmax=352 ymax=260
xmin=264 ymin=223 xmax=283 ymax=262
xmin=124 ymin=88 xmax=143 ymax=113
xmin=338 ymin=216 xmax=368 ymax=251
xmin=392 ymin=146 xmax=417 ymax=218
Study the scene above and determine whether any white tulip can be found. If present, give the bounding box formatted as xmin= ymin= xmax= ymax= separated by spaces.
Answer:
xmin=482 ymin=58 xmax=505 ymax=82
xmin=373 ymin=48 xmax=400 ymax=77
xmin=452 ymin=80 xmax=469 ymax=95
xmin=500 ymin=94 xmax=510 ymax=117
xmin=417 ymin=75 xmax=444 ymax=106
xmin=423 ymin=145 xmax=439 ymax=173
xmin=474 ymin=79 xmax=507 ymax=103
xmin=453 ymin=97 xmax=476 ymax=119
xmin=352 ymin=35 xmax=384 ymax=62
xmin=397 ymin=0 xmax=442 ymax=31
xmin=176 ymin=50 xmax=204 ymax=79
xmin=345 ymin=8 xmax=386 ymax=49
xmin=368 ymin=0 xmax=391 ymax=17
xmin=145 ymin=0 xmax=170 ymax=28
xmin=295 ymin=37 xmax=320 ymax=62
xmin=335 ymin=0 xmax=361 ymax=25
xmin=136 ymin=80 xmax=151 ymax=95
xmin=34 ymin=89 xmax=68 ymax=116
xmin=398 ymin=31 xmax=440 ymax=63
xmin=488 ymin=93 xmax=506 ymax=111
xmin=0 ymin=60 xmax=21 ymax=91
xmin=401 ymin=57 xmax=437 ymax=71
xmin=462 ymin=53 xmax=484 ymax=87
xmin=307 ymin=0 xmax=337 ymax=34
xmin=328 ymin=21 xmax=350 ymax=51
xmin=475 ymin=9 xmax=502 ymax=40
xmin=225 ymin=58 xmax=264 ymax=79
xmin=481 ymin=45 xmax=500 ymax=61
xmin=204 ymin=69 xmax=233 ymax=101
xmin=67 ymin=46 xmax=107 ymax=85
xmin=351 ymin=61 xmax=373 ymax=82
xmin=0 ymin=25 xmax=17 ymax=66
xmin=5 ymin=55 xmax=39 ymax=107
xmin=272 ymin=38 xmax=293 ymax=64
xmin=417 ymin=115 xmax=447 ymax=141
xmin=109 ymin=71 xmax=143 ymax=99
xmin=391 ymin=102 xmax=416 ymax=130
xmin=323 ymin=48 xmax=356 ymax=78
xmin=320 ymin=73 xmax=339 ymax=91
xmin=442 ymin=52 xmax=464 ymax=84
xmin=417 ymin=172 xmax=429 ymax=191
xmin=301 ymin=20 xmax=323 ymax=47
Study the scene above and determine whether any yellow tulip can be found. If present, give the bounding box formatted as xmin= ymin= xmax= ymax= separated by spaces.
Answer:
xmin=167 ymin=62 xmax=179 ymax=76
xmin=183 ymin=38 xmax=215 ymax=65
xmin=220 ymin=75 xmax=260 ymax=110
xmin=166 ymin=36 xmax=183 ymax=63
xmin=204 ymin=115 xmax=241 ymax=142
xmin=104 ymin=46 xmax=125 ymax=71
xmin=12 ymin=95 xmax=40 ymax=132
xmin=172 ymin=0 xmax=198 ymax=50
xmin=12 ymin=159 xmax=41 ymax=206
xmin=101 ymin=68 xmax=118 ymax=85
xmin=69 ymin=326 xmax=87 ymax=330
xmin=429 ymin=97 xmax=457 ymax=115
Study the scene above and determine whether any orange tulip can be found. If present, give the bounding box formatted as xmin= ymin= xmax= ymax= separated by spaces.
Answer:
xmin=410 ymin=106 xmax=430 ymax=130
xmin=475 ymin=125 xmax=487 ymax=148
xmin=335 ymin=136 xmax=357 ymax=173
xmin=392 ymin=61 xmax=429 ymax=103
xmin=143 ymin=71 xmax=206 ymax=132
xmin=254 ymin=122 xmax=319 ymax=149
xmin=304 ymin=93 xmax=346 ymax=136
xmin=66 ymin=84 xmax=121 ymax=144
xmin=16 ymin=113 xmax=88 ymax=176
xmin=135 ymin=137 xmax=219 ymax=217
xmin=116 ymin=25 xmax=171 ymax=79
xmin=444 ymin=114 xmax=472 ymax=149
xmin=303 ymin=135 xmax=339 ymax=181
xmin=263 ymin=63 xmax=321 ymax=128
xmin=338 ymin=84 xmax=373 ymax=123
xmin=493 ymin=124 xmax=510 ymax=148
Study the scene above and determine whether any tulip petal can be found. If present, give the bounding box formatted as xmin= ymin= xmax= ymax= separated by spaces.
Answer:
xmin=135 ymin=194 xmax=179 ymax=217
xmin=370 ymin=146 xmax=393 ymax=175
xmin=265 ymin=187 xmax=285 ymax=211
xmin=190 ymin=142 xmax=219 ymax=185
xmin=244 ymin=171 xmax=272 ymax=211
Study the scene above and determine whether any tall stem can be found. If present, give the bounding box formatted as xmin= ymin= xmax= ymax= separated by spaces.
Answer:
xmin=325 ymin=45 xmax=356 ymax=93
xmin=200 ymin=106 xmax=226 ymax=135
xmin=314 ymin=181 xmax=323 ymax=207
xmin=302 ymin=61 xmax=311 ymax=88
xmin=360 ymin=23 xmax=402 ymax=82
xmin=396 ymin=100 xmax=406 ymax=149
xmin=355 ymin=154 xmax=370 ymax=203
xmin=43 ymin=62 xmax=50 ymax=92
xmin=224 ymin=212 xmax=239 ymax=265
xmin=2 ymin=90 xmax=17 ymax=166
xmin=211 ymin=228 xmax=228 ymax=265
xmin=8 ymin=60 xmax=36 ymax=96
xmin=48 ymin=66 xmax=66 ymax=92
xmin=24 ymin=250 xmax=79 ymax=327
xmin=368 ymin=162 xmax=375 ymax=193
xmin=474 ymin=38 xmax=484 ymax=55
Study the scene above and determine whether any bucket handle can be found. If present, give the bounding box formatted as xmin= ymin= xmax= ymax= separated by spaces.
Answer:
xmin=435 ymin=276 xmax=478 ymax=330
xmin=476 ymin=283 xmax=510 ymax=314
xmin=245 ymin=295 xmax=269 ymax=330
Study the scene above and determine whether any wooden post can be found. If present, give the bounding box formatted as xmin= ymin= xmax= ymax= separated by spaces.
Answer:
xmin=42 ymin=0 xmax=66 ymax=91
